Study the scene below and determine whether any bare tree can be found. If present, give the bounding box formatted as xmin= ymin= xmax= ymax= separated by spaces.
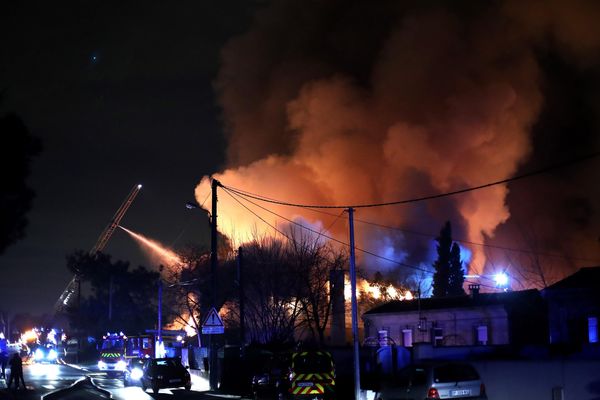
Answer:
xmin=287 ymin=228 xmax=348 ymax=345
xmin=241 ymin=234 xmax=303 ymax=344
xmin=163 ymin=244 xmax=237 ymax=346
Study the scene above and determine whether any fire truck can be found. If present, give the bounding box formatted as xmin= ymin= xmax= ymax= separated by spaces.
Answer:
xmin=97 ymin=332 xmax=128 ymax=376
xmin=125 ymin=330 xmax=186 ymax=360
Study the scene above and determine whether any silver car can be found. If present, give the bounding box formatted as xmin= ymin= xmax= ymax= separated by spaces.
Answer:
xmin=376 ymin=362 xmax=487 ymax=399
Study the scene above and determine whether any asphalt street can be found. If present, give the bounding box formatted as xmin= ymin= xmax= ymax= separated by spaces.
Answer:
xmin=0 ymin=362 xmax=250 ymax=400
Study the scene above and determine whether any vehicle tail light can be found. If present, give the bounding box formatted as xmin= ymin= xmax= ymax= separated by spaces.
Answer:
xmin=427 ymin=387 xmax=440 ymax=399
xmin=480 ymin=383 xmax=486 ymax=396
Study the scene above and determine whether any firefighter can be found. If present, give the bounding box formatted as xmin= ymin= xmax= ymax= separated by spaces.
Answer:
xmin=7 ymin=353 xmax=26 ymax=390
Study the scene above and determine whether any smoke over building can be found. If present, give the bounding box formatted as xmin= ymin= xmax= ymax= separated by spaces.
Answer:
xmin=196 ymin=0 xmax=600 ymax=288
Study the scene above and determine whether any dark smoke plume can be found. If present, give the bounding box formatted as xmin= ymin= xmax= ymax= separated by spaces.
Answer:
xmin=197 ymin=0 xmax=600 ymax=288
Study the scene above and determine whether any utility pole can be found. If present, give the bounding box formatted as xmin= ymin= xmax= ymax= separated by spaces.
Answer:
xmin=108 ymin=275 xmax=113 ymax=321
xmin=209 ymin=178 xmax=220 ymax=391
xmin=77 ymin=274 xmax=81 ymax=364
xmin=347 ymin=207 xmax=362 ymax=400
xmin=237 ymin=247 xmax=245 ymax=345
xmin=157 ymin=265 xmax=163 ymax=358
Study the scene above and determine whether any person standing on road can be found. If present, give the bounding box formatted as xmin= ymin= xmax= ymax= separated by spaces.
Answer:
xmin=0 ymin=332 xmax=7 ymax=379
xmin=7 ymin=353 xmax=26 ymax=390
xmin=0 ymin=351 xmax=7 ymax=379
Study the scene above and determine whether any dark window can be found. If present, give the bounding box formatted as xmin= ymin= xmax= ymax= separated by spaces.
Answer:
xmin=411 ymin=368 xmax=427 ymax=385
xmin=154 ymin=359 xmax=181 ymax=368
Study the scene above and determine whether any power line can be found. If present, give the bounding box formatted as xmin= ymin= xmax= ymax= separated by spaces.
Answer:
xmin=347 ymin=217 xmax=600 ymax=264
xmin=224 ymin=189 xmax=509 ymax=292
xmin=221 ymin=187 xmax=436 ymax=275
xmin=222 ymin=151 xmax=600 ymax=209
xmin=221 ymin=190 xmax=600 ymax=264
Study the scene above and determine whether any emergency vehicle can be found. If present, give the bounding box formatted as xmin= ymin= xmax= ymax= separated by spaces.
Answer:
xmin=97 ymin=332 xmax=128 ymax=376
xmin=125 ymin=330 xmax=186 ymax=360
xmin=288 ymin=350 xmax=336 ymax=399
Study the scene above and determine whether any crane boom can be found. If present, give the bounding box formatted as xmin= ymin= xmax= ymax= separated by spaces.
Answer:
xmin=54 ymin=184 xmax=142 ymax=313
xmin=90 ymin=184 xmax=142 ymax=256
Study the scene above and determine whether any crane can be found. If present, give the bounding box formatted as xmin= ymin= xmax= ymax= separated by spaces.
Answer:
xmin=54 ymin=184 xmax=142 ymax=313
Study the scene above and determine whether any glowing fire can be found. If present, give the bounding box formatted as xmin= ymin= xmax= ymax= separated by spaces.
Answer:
xmin=119 ymin=225 xmax=182 ymax=267
xmin=21 ymin=329 xmax=39 ymax=343
xmin=344 ymin=277 xmax=412 ymax=301
xmin=165 ymin=293 xmax=203 ymax=338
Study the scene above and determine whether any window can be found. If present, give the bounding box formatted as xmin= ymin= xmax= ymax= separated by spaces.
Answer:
xmin=378 ymin=330 xmax=390 ymax=346
xmin=476 ymin=325 xmax=488 ymax=345
xmin=589 ymin=317 xmax=598 ymax=344
xmin=432 ymin=327 xmax=443 ymax=346
xmin=402 ymin=329 xmax=413 ymax=347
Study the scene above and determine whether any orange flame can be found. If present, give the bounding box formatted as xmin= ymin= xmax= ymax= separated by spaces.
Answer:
xmin=344 ymin=276 xmax=412 ymax=301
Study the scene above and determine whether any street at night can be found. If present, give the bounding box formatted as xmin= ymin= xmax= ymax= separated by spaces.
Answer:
xmin=0 ymin=361 xmax=226 ymax=399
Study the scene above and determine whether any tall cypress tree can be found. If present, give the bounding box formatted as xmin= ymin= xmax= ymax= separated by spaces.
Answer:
xmin=448 ymin=242 xmax=466 ymax=295
xmin=432 ymin=221 xmax=452 ymax=297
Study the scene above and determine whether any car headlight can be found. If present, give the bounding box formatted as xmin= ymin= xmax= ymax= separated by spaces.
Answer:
xmin=48 ymin=349 xmax=58 ymax=360
xmin=98 ymin=360 xmax=107 ymax=369
xmin=35 ymin=348 xmax=44 ymax=360
xmin=130 ymin=367 xmax=143 ymax=380
xmin=116 ymin=360 xmax=127 ymax=370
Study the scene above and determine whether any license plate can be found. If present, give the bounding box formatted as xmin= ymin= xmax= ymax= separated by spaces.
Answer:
xmin=297 ymin=381 xmax=313 ymax=387
xmin=169 ymin=378 xmax=181 ymax=383
xmin=451 ymin=389 xmax=471 ymax=396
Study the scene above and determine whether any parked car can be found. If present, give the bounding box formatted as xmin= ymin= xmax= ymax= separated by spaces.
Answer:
xmin=123 ymin=357 xmax=146 ymax=387
xmin=140 ymin=357 xmax=191 ymax=394
xmin=251 ymin=353 xmax=291 ymax=400
xmin=376 ymin=362 xmax=487 ymax=400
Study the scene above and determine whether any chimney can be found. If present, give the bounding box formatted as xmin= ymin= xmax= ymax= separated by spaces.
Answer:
xmin=329 ymin=269 xmax=346 ymax=346
xmin=468 ymin=284 xmax=480 ymax=299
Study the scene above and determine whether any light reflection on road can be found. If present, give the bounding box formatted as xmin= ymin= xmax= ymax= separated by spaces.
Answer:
xmin=28 ymin=363 xmax=61 ymax=380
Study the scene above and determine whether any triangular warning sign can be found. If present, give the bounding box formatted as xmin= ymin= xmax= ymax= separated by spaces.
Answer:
xmin=202 ymin=307 xmax=224 ymax=328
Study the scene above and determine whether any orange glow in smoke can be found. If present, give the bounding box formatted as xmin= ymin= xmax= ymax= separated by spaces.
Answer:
xmin=118 ymin=225 xmax=182 ymax=267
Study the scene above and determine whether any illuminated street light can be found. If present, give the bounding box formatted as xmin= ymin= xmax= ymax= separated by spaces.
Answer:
xmin=494 ymin=272 xmax=509 ymax=288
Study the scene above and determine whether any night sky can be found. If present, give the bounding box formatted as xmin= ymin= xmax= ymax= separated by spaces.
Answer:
xmin=2 ymin=1 xmax=600 ymax=317
xmin=1 ymin=1 xmax=256 ymax=315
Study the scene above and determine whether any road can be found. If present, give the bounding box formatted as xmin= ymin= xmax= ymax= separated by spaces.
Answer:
xmin=0 ymin=362 xmax=247 ymax=400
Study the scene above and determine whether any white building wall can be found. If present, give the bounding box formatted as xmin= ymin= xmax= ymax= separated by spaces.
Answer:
xmin=363 ymin=305 xmax=509 ymax=346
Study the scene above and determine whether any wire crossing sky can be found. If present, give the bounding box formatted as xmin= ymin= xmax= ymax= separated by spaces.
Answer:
xmin=221 ymin=151 xmax=600 ymax=210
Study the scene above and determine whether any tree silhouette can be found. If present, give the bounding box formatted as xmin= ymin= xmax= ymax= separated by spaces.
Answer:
xmin=432 ymin=221 xmax=453 ymax=297
xmin=432 ymin=221 xmax=467 ymax=297
xmin=65 ymin=251 xmax=159 ymax=337
xmin=0 ymin=111 xmax=41 ymax=255
xmin=448 ymin=242 xmax=466 ymax=295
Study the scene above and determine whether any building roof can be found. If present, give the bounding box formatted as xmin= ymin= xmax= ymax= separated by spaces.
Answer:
xmin=545 ymin=266 xmax=600 ymax=290
xmin=364 ymin=289 xmax=542 ymax=315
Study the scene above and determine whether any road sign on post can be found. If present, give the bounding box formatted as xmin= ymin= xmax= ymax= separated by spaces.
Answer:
xmin=202 ymin=307 xmax=224 ymax=334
